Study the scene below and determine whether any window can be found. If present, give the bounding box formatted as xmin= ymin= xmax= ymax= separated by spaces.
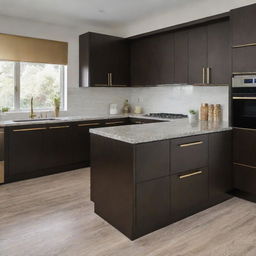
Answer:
xmin=0 ymin=60 xmax=66 ymax=111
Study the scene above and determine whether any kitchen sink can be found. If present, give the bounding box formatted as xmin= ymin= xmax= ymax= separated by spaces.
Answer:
xmin=13 ymin=118 xmax=58 ymax=122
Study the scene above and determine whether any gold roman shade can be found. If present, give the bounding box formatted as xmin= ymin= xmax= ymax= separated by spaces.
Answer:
xmin=0 ymin=33 xmax=68 ymax=65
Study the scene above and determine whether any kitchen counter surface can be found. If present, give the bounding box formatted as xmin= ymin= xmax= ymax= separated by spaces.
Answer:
xmin=90 ymin=119 xmax=232 ymax=144
xmin=0 ymin=114 xmax=168 ymax=127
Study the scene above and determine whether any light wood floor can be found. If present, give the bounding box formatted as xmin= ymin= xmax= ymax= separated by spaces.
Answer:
xmin=1 ymin=168 xmax=256 ymax=256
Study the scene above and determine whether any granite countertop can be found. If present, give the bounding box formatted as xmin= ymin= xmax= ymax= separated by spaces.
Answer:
xmin=0 ymin=114 xmax=169 ymax=127
xmin=90 ymin=119 xmax=232 ymax=144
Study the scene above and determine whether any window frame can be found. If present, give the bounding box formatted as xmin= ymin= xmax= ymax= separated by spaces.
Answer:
xmin=0 ymin=60 xmax=67 ymax=112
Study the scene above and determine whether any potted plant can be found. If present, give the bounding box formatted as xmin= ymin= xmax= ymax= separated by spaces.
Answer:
xmin=1 ymin=107 xmax=10 ymax=115
xmin=53 ymin=96 xmax=61 ymax=117
xmin=188 ymin=109 xmax=198 ymax=123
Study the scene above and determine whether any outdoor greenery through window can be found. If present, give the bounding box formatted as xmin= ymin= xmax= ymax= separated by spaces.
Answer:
xmin=0 ymin=60 xmax=66 ymax=111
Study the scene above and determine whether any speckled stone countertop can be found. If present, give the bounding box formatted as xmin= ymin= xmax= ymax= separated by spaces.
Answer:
xmin=90 ymin=119 xmax=232 ymax=144
xmin=0 ymin=114 xmax=168 ymax=127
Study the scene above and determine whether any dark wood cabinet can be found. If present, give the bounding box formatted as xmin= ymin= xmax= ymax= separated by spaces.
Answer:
xmin=208 ymin=20 xmax=231 ymax=84
xmin=188 ymin=20 xmax=230 ymax=85
xmin=174 ymin=29 xmax=189 ymax=83
xmin=45 ymin=125 xmax=73 ymax=168
xmin=136 ymin=177 xmax=170 ymax=237
xmin=188 ymin=25 xmax=208 ymax=84
xmin=79 ymin=32 xmax=130 ymax=87
xmin=91 ymin=130 xmax=232 ymax=240
xmin=233 ymin=128 xmax=256 ymax=195
xmin=135 ymin=140 xmax=169 ymax=183
xmin=233 ymin=128 xmax=256 ymax=167
xmin=171 ymin=167 xmax=209 ymax=221
xmin=170 ymin=135 xmax=208 ymax=173
xmin=231 ymin=4 xmax=256 ymax=46
xmin=209 ymin=131 xmax=232 ymax=203
xmin=7 ymin=126 xmax=47 ymax=179
xmin=130 ymin=32 xmax=174 ymax=86
xmin=232 ymin=46 xmax=256 ymax=73
xmin=72 ymin=121 xmax=103 ymax=165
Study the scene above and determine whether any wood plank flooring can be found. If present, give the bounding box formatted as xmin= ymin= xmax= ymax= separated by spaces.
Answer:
xmin=1 ymin=168 xmax=256 ymax=256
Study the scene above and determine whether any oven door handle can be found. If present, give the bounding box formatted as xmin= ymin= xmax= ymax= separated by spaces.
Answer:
xmin=233 ymin=96 xmax=256 ymax=100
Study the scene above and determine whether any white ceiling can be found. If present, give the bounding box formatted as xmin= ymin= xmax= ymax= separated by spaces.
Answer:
xmin=0 ymin=0 xmax=199 ymax=28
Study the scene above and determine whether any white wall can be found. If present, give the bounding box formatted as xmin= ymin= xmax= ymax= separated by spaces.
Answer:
xmin=115 ymin=0 xmax=256 ymax=37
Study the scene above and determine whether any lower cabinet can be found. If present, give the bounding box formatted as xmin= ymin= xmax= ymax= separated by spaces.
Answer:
xmin=91 ymin=130 xmax=232 ymax=240
xmin=136 ymin=177 xmax=170 ymax=237
xmin=45 ymin=125 xmax=73 ymax=168
xmin=7 ymin=126 xmax=47 ymax=180
xmin=233 ymin=128 xmax=256 ymax=195
xmin=171 ymin=168 xmax=208 ymax=221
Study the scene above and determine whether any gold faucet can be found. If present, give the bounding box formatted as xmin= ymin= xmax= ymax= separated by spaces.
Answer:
xmin=29 ymin=97 xmax=37 ymax=119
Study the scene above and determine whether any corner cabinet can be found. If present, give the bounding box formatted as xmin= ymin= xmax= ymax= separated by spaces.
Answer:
xmin=91 ymin=130 xmax=232 ymax=240
xmin=79 ymin=32 xmax=130 ymax=87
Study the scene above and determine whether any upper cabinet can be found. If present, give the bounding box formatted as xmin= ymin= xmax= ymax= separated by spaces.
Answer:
xmin=188 ymin=20 xmax=230 ymax=85
xmin=174 ymin=29 xmax=189 ymax=84
xmin=130 ymin=33 xmax=174 ymax=86
xmin=188 ymin=25 xmax=208 ymax=84
xmin=231 ymin=4 xmax=256 ymax=46
xmin=231 ymin=4 xmax=256 ymax=73
xmin=79 ymin=32 xmax=130 ymax=87
xmin=207 ymin=20 xmax=231 ymax=84
xmin=79 ymin=14 xmax=232 ymax=87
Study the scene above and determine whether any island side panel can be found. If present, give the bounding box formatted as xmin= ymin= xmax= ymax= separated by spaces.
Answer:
xmin=90 ymin=134 xmax=135 ymax=239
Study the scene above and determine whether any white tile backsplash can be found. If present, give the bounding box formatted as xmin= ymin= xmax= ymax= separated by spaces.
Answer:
xmin=0 ymin=85 xmax=230 ymax=122
xmin=130 ymin=85 xmax=230 ymax=121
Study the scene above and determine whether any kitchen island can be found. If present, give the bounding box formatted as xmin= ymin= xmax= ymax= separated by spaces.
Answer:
xmin=90 ymin=120 xmax=233 ymax=240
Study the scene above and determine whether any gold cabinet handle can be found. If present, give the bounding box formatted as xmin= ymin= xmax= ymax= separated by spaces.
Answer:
xmin=233 ymin=162 xmax=256 ymax=169
xmin=179 ymin=171 xmax=202 ymax=179
xmin=13 ymin=127 xmax=47 ymax=132
xmin=232 ymin=97 xmax=256 ymax=100
xmin=77 ymin=122 xmax=101 ymax=127
xmin=202 ymin=67 xmax=206 ymax=84
xmin=179 ymin=141 xmax=203 ymax=147
xmin=49 ymin=125 xmax=70 ymax=129
xmin=105 ymin=121 xmax=125 ymax=125
xmin=233 ymin=42 xmax=256 ymax=48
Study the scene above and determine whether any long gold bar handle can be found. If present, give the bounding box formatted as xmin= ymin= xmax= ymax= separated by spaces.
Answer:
xmin=233 ymin=42 xmax=256 ymax=48
xmin=179 ymin=141 xmax=203 ymax=147
xmin=179 ymin=171 xmax=203 ymax=179
xmin=105 ymin=121 xmax=125 ymax=125
xmin=232 ymin=97 xmax=256 ymax=100
xmin=49 ymin=125 xmax=70 ymax=129
xmin=234 ymin=162 xmax=256 ymax=169
xmin=78 ymin=123 xmax=101 ymax=127
xmin=202 ymin=67 xmax=206 ymax=84
xmin=13 ymin=127 xmax=47 ymax=132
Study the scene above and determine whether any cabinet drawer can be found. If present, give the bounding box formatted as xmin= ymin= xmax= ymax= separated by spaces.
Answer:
xmin=135 ymin=141 xmax=169 ymax=182
xmin=233 ymin=163 xmax=256 ymax=195
xmin=171 ymin=168 xmax=209 ymax=221
xmin=170 ymin=135 xmax=208 ymax=174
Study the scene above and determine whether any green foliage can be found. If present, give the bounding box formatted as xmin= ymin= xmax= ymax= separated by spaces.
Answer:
xmin=1 ymin=107 xmax=9 ymax=113
xmin=0 ymin=61 xmax=62 ymax=110
xmin=189 ymin=109 xmax=197 ymax=115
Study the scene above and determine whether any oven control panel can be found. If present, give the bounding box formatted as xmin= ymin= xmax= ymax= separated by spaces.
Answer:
xmin=232 ymin=75 xmax=256 ymax=87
